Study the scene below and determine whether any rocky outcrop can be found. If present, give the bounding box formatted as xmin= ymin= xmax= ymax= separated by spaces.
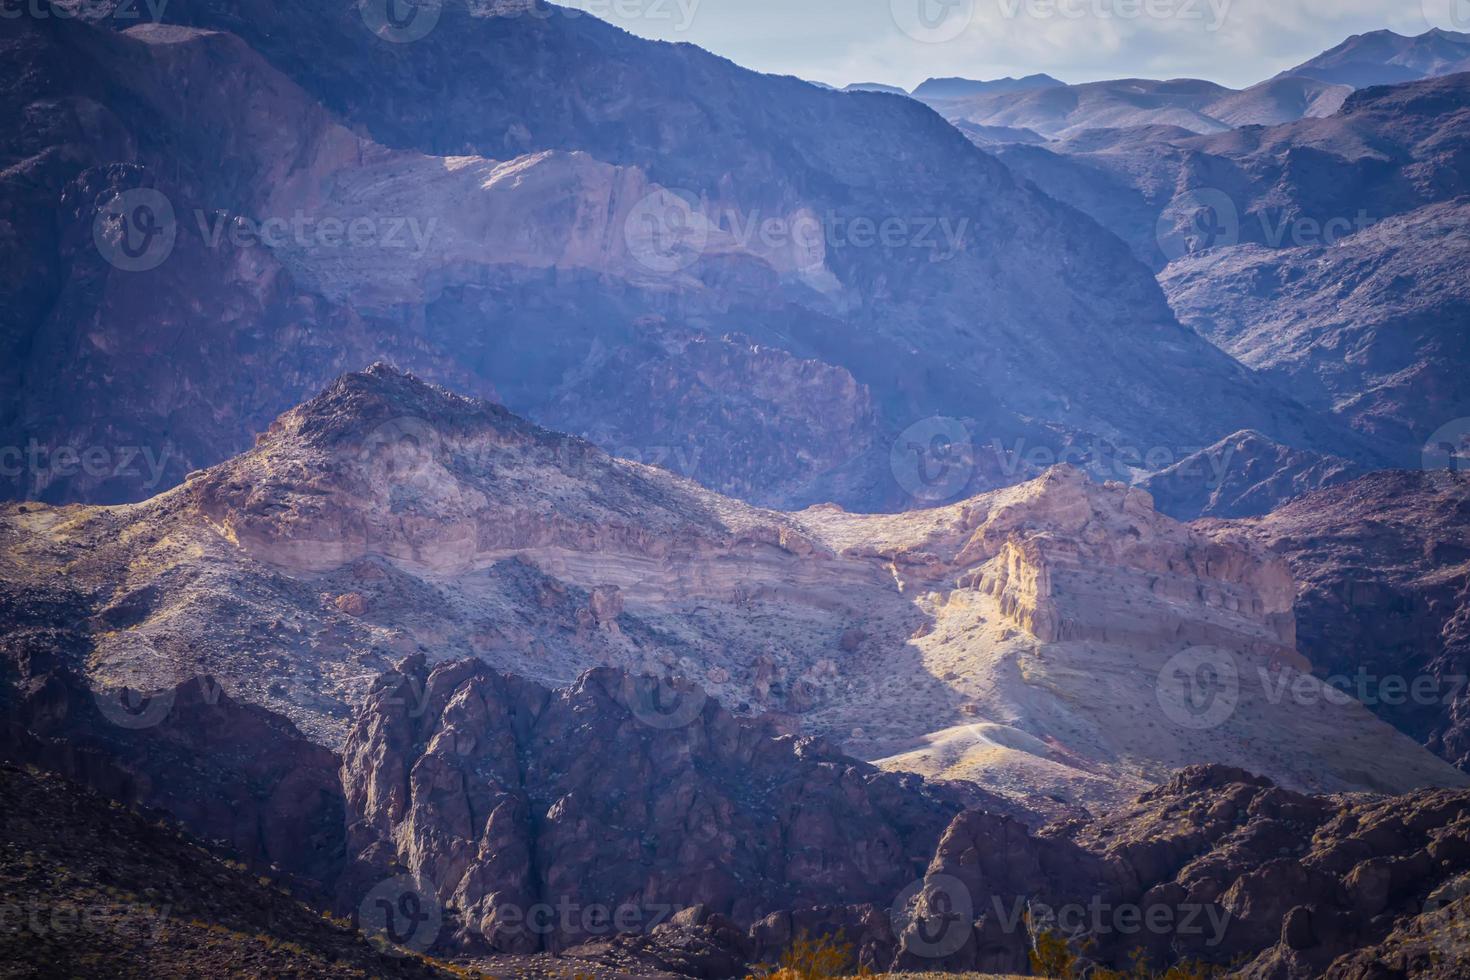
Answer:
xmin=892 ymin=765 xmax=1470 ymax=978
xmin=1207 ymin=470 xmax=1470 ymax=770
xmin=338 ymin=656 xmax=970 ymax=954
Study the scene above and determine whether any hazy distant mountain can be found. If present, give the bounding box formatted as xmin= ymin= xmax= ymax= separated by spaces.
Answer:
xmin=1204 ymin=74 xmax=1353 ymax=127
xmin=995 ymin=71 xmax=1470 ymax=266
xmin=919 ymin=74 xmax=1354 ymax=139
xmin=995 ymin=73 xmax=1470 ymax=459
xmin=1280 ymin=27 xmax=1470 ymax=88
xmin=913 ymin=31 xmax=1463 ymax=145
xmin=953 ymin=119 xmax=1047 ymax=145
xmin=843 ymin=81 xmax=908 ymax=96
xmin=910 ymin=73 xmax=1063 ymax=100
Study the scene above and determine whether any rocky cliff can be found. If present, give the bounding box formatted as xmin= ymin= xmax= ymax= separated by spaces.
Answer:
xmin=339 ymin=656 xmax=970 ymax=954
xmin=1206 ymin=470 xmax=1470 ymax=771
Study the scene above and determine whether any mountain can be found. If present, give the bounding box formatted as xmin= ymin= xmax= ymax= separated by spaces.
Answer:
xmin=991 ymin=72 xmax=1470 ymax=458
xmin=910 ymin=73 xmax=1064 ymax=100
xmin=1 ymin=366 xmax=1461 ymax=819
xmin=952 ymin=120 xmax=1048 ymax=146
xmin=1281 ymin=28 xmax=1470 ymax=88
xmin=843 ymin=82 xmax=908 ymax=96
xmin=916 ymin=77 xmax=1237 ymax=139
xmin=1203 ymin=74 xmax=1354 ymax=127
xmin=0 ymin=5 xmax=1375 ymax=511
xmin=995 ymin=69 xmax=1470 ymax=266
xmin=1161 ymin=199 xmax=1470 ymax=450
xmin=1206 ymin=470 xmax=1470 ymax=771
xmin=916 ymin=75 xmax=1350 ymax=140
xmin=1138 ymin=429 xmax=1362 ymax=520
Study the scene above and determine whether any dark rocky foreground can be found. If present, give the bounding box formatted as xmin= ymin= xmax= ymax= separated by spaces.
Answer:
xmin=0 ymin=763 xmax=456 ymax=979
xmin=6 ymin=638 xmax=1470 ymax=978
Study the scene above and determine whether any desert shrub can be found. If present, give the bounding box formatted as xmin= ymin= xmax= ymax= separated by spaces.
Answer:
xmin=747 ymin=930 xmax=860 ymax=980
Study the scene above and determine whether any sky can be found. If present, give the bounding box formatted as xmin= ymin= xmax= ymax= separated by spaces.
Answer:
xmin=558 ymin=0 xmax=1467 ymax=90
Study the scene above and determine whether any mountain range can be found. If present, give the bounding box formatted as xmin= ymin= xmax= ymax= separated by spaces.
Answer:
xmin=5 ymin=3 xmax=1470 ymax=977
xmin=0 ymin=1 xmax=1389 ymax=518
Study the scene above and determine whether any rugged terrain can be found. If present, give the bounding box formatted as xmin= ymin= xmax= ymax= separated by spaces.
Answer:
xmin=0 ymin=366 xmax=1461 ymax=820
xmin=1207 ymin=470 xmax=1470 ymax=772
xmin=0 ymin=763 xmax=457 ymax=979
xmin=0 ymin=1 xmax=1370 ymax=511
xmin=993 ymin=70 xmax=1470 ymax=468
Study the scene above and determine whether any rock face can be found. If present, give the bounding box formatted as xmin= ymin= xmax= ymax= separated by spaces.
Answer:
xmin=0 ymin=582 xmax=347 ymax=892
xmin=338 ymin=656 xmax=968 ymax=954
xmin=1206 ymin=470 xmax=1470 ymax=771
xmin=890 ymin=765 xmax=1470 ymax=978
xmin=0 ymin=3 xmax=1366 ymax=511
xmin=2 ymin=366 xmax=1462 ymax=818
xmin=1161 ymin=200 xmax=1470 ymax=453
xmin=1139 ymin=429 xmax=1362 ymax=520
